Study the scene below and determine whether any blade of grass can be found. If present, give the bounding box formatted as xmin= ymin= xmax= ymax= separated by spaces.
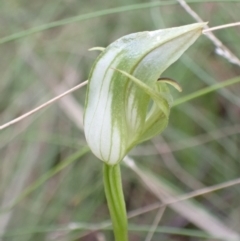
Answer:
xmin=173 ymin=76 xmax=240 ymax=106
xmin=0 ymin=0 xmax=239 ymax=44
xmin=124 ymin=156 xmax=240 ymax=240
xmin=0 ymin=147 xmax=90 ymax=214
xmin=1 ymin=75 xmax=239 ymax=131
xmin=0 ymin=81 xmax=88 ymax=130
xmin=1 ymin=223 xmax=236 ymax=240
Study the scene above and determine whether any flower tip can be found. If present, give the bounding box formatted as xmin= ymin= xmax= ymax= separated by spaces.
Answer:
xmin=199 ymin=22 xmax=208 ymax=32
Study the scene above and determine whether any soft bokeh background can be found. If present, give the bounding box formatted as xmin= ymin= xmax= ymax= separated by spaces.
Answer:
xmin=0 ymin=1 xmax=240 ymax=240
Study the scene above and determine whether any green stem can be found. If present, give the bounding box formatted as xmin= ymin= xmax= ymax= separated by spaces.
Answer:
xmin=103 ymin=163 xmax=128 ymax=241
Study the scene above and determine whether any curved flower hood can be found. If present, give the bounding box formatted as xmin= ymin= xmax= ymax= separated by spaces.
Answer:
xmin=84 ymin=23 xmax=206 ymax=165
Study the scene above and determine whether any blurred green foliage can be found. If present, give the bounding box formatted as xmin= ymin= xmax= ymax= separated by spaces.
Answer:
xmin=0 ymin=1 xmax=240 ymax=240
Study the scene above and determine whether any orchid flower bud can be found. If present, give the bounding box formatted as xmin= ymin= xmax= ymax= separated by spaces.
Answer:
xmin=84 ymin=23 xmax=206 ymax=165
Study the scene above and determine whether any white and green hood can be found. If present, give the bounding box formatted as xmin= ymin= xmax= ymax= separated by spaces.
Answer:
xmin=84 ymin=23 xmax=205 ymax=165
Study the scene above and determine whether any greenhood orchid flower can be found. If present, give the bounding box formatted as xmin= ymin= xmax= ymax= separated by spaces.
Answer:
xmin=84 ymin=23 xmax=206 ymax=165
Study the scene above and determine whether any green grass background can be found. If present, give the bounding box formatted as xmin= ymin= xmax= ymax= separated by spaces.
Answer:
xmin=0 ymin=1 xmax=240 ymax=240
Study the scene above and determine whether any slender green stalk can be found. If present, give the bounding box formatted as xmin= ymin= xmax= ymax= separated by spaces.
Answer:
xmin=0 ymin=1 xmax=173 ymax=45
xmin=103 ymin=163 xmax=128 ymax=241
xmin=0 ymin=0 xmax=238 ymax=45
xmin=173 ymin=76 xmax=240 ymax=107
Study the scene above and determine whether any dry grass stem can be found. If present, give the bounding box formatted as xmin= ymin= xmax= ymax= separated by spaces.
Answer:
xmin=0 ymin=81 xmax=88 ymax=131
xmin=158 ymin=124 xmax=240 ymax=154
xmin=203 ymin=22 xmax=240 ymax=33
xmin=124 ymin=156 xmax=240 ymax=240
xmin=177 ymin=0 xmax=240 ymax=66
xmin=144 ymin=207 xmax=166 ymax=241
xmin=126 ymin=157 xmax=240 ymax=218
